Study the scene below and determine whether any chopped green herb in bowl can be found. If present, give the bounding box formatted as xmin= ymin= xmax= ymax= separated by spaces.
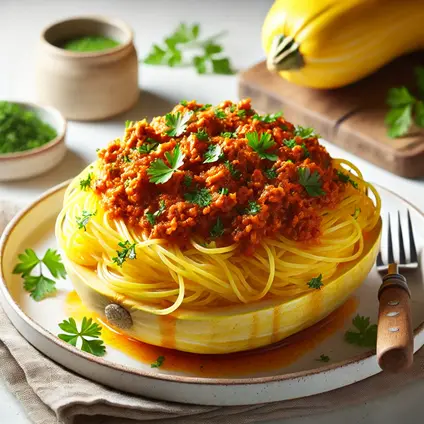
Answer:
xmin=60 ymin=36 xmax=120 ymax=52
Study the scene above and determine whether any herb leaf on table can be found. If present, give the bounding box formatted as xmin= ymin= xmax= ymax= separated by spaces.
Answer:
xmin=344 ymin=314 xmax=377 ymax=348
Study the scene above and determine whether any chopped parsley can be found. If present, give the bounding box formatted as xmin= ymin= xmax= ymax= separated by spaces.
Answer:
xmin=183 ymin=175 xmax=193 ymax=187
xmin=145 ymin=200 xmax=166 ymax=226
xmin=237 ymin=109 xmax=247 ymax=118
xmin=13 ymin=248 xmax=66 ymax=301
xmin=224 ymin=160 xmax=241 ymax=179
xmin=79 ymin=173 xmax=93 ymax=191
xmin=336 ymin=170 xmax=358 ymax=189
xmin=122 ymin=155 xmax=131 ymax=163
xmin=112 ymin=241 xmax=137 ymax=267
xmin=151 ymin=355 xmax=165 ymax=368
xmin=125 ymin=120 xmax=133 ymax=129
xmin=58 ymin=317 xmax=106 ymax=357
xmin=252 ymin=111 xmax=282 ymax=123
xmin=345 ymin=315 xmax=377 ymax=348
xmin=301 ymin=143 xmax=310 ymax=158
xmin=229 ymin=105 xmax=236 ymax=113
xmin=179 ymin=100 xmax=188 ymax=106
xmin=245 ymin=201 xmax=261 ymax=215
xmin=352 ymin=207 xmax=361 ymax=219
xmin=203 ymin=143 xmax=222 ymax=163
xmin=219 ymin=187 xmax=229 ymax=195
xmin=307 ymin=274 xmax=323 ymax=289
xmin=214 ymin=108 xmax=226 ymax=119
xmin=210 ymin=217 xmax=224 ymax=238
xmin=76 ymin=210 xmax=97 ymax=231
xmin=283 ymin=139 xmax=297 ymax=149
xmin=147 ymin=144 xmax=185 ymax=184
xmin=298 ymin=167 xmax=326 ymax=197
xmin=220 ymin=131 xmax=236 ymax=138
xmin=184 ymin=187 xmax=212 ymax=207
xmin=165 ymin=111 xmax=193 ymax=137
xmin=195 ymin=128 xmax=209 ymax=141
xmin=264 ymin=167 xmax=277 ymax=179
xmin=199 ymin=103 xmax=212 ymax=111
xmin=294 ymin=126 xmax=319 ymax=139
xmin=316 ymin=354 xmax=330 ymax=363
xmin=137 ymin=139 xmax=159 ymax=154
xmin=246 ymin=131 xmax=277 ymax=161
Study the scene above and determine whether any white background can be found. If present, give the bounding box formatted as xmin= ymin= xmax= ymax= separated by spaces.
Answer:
xmin=1 ymin=0 xmax=424 ymax=423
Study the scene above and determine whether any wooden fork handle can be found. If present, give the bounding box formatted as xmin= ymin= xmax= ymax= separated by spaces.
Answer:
xmin=377 ymin=274 xmax=413 ymax=373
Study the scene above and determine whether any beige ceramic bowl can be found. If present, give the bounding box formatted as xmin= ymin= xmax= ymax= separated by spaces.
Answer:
xmin=35 ymin=16 xmax=139 ymax=121
xmin=0 ymin=101 xmax=67 ymax=182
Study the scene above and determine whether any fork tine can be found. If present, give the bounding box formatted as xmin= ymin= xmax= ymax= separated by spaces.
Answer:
xmin=407 ymin=209 xmax=418 ymax=263
xmin=387 ymin=213 xmax=395 ymax=264
xmin=398 ymin=211 xmax=406 ymax=264
xmin=376 ymin=251 xmax=384 ymax=267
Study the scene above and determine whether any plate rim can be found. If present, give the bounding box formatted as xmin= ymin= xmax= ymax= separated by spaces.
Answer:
xmin=1 ymin=180 xmax=423 ymax=387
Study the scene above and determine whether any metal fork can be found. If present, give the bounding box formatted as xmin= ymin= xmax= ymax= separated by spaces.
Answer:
xmin=375 ymin=210 xmax=418 ymax=372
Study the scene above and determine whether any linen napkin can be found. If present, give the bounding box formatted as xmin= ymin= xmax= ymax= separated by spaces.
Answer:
xmin=1 ymin=198 xmax=424 ymax=424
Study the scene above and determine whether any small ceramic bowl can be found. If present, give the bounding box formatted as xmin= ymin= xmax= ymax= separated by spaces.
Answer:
xmin=35 ymin=16 xmax=139 ymax=121
xmin=0 ymin=101 xmax=67 ymax=182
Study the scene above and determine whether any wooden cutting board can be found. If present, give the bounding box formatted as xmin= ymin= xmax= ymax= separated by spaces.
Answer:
xmin=239 ymin=54 xmax=424 ymax=178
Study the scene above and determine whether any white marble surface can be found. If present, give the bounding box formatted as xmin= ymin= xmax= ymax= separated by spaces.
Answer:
xmin=0 ymin=0 xmax=423 ymax=423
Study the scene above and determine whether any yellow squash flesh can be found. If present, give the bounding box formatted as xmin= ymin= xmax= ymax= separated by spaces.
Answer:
xmin=64 ymin=220 xmax=381 ymax=354
xmin=262 ymin=0 xmax=424 ymax=89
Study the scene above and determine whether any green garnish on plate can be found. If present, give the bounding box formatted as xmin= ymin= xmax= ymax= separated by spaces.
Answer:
xmin=60 ymin=36 xmax=120 ymax=52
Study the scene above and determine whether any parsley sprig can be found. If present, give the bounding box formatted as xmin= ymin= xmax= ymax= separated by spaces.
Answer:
xmin=145 ymin=201 xmax=166 ymax=226
xmin=151 ymin=355 xmax=165 ymax=368
xmin=316 ymin=354 xmax=330 ymax=363
xmin=298 ymin=167 xmax=326 ymax=197
xmin=344 ymin=315 xmax=377 ymax=348
xmin=79 ymin=173 xmax=93 ymax=191
xmin=252 ymin=111 xmax=283 ymax=123
xmin=112 ymin=241 xmax=137 ymax=267
xmin=294 ymin=126 xmax=319 ymax=139
xmin=58 ymin=317 xmax=106 ymax=357
xmin=246 ymin=131 xmax=277 ymax=161
xmin=203 ymin=144 xmax=222 ymax=163
xmin=336 ymin=170 xmax=358 ymax=189
xmin=245 ymin=201 xmax=261 ymax=215
xmin=184 ymin=188 xmax=212 ymax=207
xmin=307 ymin=274 xmax=323 ymax=289
xmin=13 ymin=248 xmax=66 ymax=301
xmin=210 ymin=217 xmax=224 ymax=238
xmin=165 ymin=111 xmax=193 ymax=137
xmin=76 ymin=210 xmax=97 ymax=231
xmin=143 ymin=23 xmax=234 ymax=75
xmin=385 ymin=67 xmax=424 ymax=138
xmin=264 ymin=167 xmax=277 ymax=179
xmin=148 ymin=144 xmax=185 ymax=184
xmin=137 ymin=138 xmax=159 ymax=154
xmin=195 ymin=128 xmax=209 ymax=141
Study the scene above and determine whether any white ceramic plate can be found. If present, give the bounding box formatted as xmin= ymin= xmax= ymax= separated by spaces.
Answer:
xmin=1 ymin=182 xmax=423 ymax=406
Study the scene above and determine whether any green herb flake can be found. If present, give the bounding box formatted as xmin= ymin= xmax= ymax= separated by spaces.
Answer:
xmin=345 ymin=315 xmax=377 ymax=348
xmin=137 ymin=139 xmax=159 ymax=155
xmin=112 ymin=241 xmax=137 ymax=267
xmin=307 ymin=274 xmax=323 ymax=289
xmin=165 ymin=111 xmax=193 ymax=137
xmin=145 ymin=200 xmax=166 ymax=226
xmin=203 ymin=144 xmax=222 ymax=163
xmin=284 ymin=139 xmax=297 ymax=149
xmin=219 ymin=187 xmax=229 ymax=195
xmin=195 ymin=128 xmax=209 ymax=141
xmin=179 ymin=100 xmax=188 ymax=106
xmin=336 ymin=170 xmax=358 ymax=189
xmin=147 ymin=144 xmax=185 ymax=184
xmin=151 ymin=355 xmax=165 ymax=368
xmin=224 ymin=160 xmax=241 ymax=179
xmin=220 ymin=132 xmax=236 ymax=139
xmin=214 ymin=109 xmax=226 ymax=119
xmin=316 ymin=354 xmax=330 ymax=363
xmin=294 ymin=126 xmax=319 ymax=139
xmin=79 ymin=173 xmax=93 ymax=191
xmin=298 ymin=167 xmax=326 ymax=197
xmin=125 ymin=120 xmax=134 ymax=129
xmin=246 ymin=131 xmax=277 ymax=161
xmin=13 ymin=248 xmax=66 ymax=301
xmin=229 ymin=105 xmax=236 ymax=113
xmin=245 ymin=201 xmax=261 ymax=215
xmin=58 ymin=317 xmax=106 ymax=357
xmin=301 ymin=143 xmax=310 ymax=158
xmin=352 ymin=207 xmax=361 ymax=219
xmin=61 ymin=36 xmax=119 ymax=53
xmin=199 ymin=103 xmax=212 ymax=111
xmin=264 ymin=167 xmax=277 ymax=179
xmin=76 ymin=210 xmax=97 ymax=231
xmin=122 ymin=155 xmax=131 ymax=163
xmin=237 ymin=109 xmax=247 ymax=118
xmin=184 ymin=188 xmax=212 ymax=207
xmin=183 ymin=175 xmax=193 ymax=187
xmin=252 ymin=111 xmax=283 ymax=123
xmin=210 ymin=217 xmax=224 ymax=238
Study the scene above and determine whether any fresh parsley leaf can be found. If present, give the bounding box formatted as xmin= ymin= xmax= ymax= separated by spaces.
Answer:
xmin=148 ymin=144 xmax=185 ymax=184
xmin=144 ymin=44 xmax=167 ymax=65
xmin=294 ymin=126 xmax=319 ymax=139
xmin=165 ymin=111 xmax=193 ymax=137
xmin=210 ymin=217 xmax=224 ymax=238
xmin=145 ymin=201 xmax=166 ymax=226
xmin=193 ymin=55 xmax=207 ymax=74
xmin=245 ymin=201 xmax=261 ymax=215
xmin=79 ymin=173 xmax=93 ymax=191
xmin=307 ymin=274 xmax=323 ymax=289
xmin=387 ymin=87 xmax=415 ymax=107
xmin=284 ymin=139 xmax=297 ymax=149
xmin=195 ymin=128 xmax=209 ymax=141
xmin=214 ymin=108 xmax=226 ymax=119
xmin=237 ymin=109 xmax=247 ymax=118
xmin=137 ymin=140 xmax=159 ymax=154
xmin=220 ymin=131 xmax=236 ymax=139
xmin=13 ymin=248 xmax=66 ymax=300
xmin=385 ymin=105 xmax=413 ymax=138
xmin=199 ymin=104 xmax=212 ymax=111
xmin=285 ymin=159 xmax=293 ymax=163
xmin=183 ymin=175 xmax=192 ymax=187
xmin=219 ymin=187 xmax=228 ymax=195
xmin=229 ymin=105 xmax=236 ymax=113
xmin=301 ymin=143 xmax=310 ymax=158
xmin=151 ymin=355 xmax=165 ymax=368
xmin=112 ymin=241 xmax=137 ymax=267
xmin=352 ymin=207 xmax=361 ymax=219
xmin=336 ymin=170 xmax=358 ymax=189
xmin=122 ymin=155 xmax=131 ymax=163
xmin=184 ymin=188 xmax=212 ymax=207
xmin=246 ymin=131 xmax=277 ymax=161
xmin=264 ymin=167 xmax=277 ymax=179
xmin=76 ymin=210 xmax=97 ymax=231
xmin=58 ymin=317 xmax=106 ymax=357
xmin=179 ymin=100 xmax=188 ymax=106
xmin=344 ymin=315 xmax=377 ymax=348
xmin=211 ymin=58 xmax=234 ymax=75
xmin=298 ymin=167 xmax=326 ymax=197
xmin=316 ymin=354 xmax=330 ymax=363
xmin=252 ymin=111 xmax=283 ymax=123
xmin=125 ymin=120 xmax=133 ymax=129
xmin=203 ymin=144 xmax=222 ymax=163
xmin=224 ymin=160 xmax=241 ymax=179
